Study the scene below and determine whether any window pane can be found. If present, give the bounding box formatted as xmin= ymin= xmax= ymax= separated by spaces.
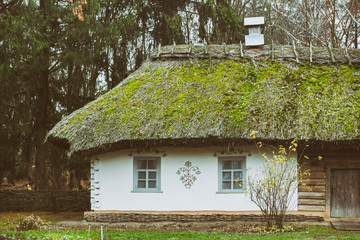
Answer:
xmin=222 ymin=172 xmax=231 ymax=180
xmin=149 ymin=171 xmax=157 ymax=179
xmin=138 ymin=160 xmax=147 ymax=169
xmin=234 ymin=172 xmax=243 ymax=189
xmin=223 ymin=161 xmax=232 ymax=169
xmin=148 ymin=180 xmax=156 ymax=188
xmin=138 ymin=180 xmax=146 ymax=188
xmin=233 ymin=180 xmax=242 ymax=189
xmin=234 ymin=171 xmax=242 ymax=180
xmin=233 ymin=161 xmax=242 ymax=169
xmin=138 ymin=171 xmax=146 ymax=179
xmin=222 ymin=181 xmax=231 ymax=189
xmin=148 ymin=160 xmax=156 ymax=169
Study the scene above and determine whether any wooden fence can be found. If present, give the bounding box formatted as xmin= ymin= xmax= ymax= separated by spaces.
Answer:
xmin=0 ymin=190 xmax=90 ymax=212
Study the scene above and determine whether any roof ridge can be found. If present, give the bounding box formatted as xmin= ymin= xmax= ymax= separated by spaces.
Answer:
xmin=150 ymin=44 xmax=360 ymax=65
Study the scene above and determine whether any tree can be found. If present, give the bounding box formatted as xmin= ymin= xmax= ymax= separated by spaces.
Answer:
xmin=0 ymin=0 xmax=99 ymax=189
xmin=264 ymin=0 xmax=359 ymax=47
xmin=196 ymin=0 xmax=247 ymax=44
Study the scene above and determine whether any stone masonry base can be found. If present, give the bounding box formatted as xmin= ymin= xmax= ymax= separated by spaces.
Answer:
xmin=84 ymin=211 xmax=324 ymax=223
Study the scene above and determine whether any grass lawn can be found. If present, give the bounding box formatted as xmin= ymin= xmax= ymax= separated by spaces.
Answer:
xmin=1 ymin=227 xmax=360 ymax=240
xmin=1 ymin=212 xmax=360 ymax=239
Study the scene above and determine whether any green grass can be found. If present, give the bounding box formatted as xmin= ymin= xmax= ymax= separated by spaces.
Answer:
xmin=1 ymin=213 xmax=359 ymax=239
xmin=1 ymin=226 xmax=360 ymax=240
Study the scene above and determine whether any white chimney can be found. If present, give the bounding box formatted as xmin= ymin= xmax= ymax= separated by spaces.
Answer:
xmin=244 ymin=17 xmax=265 ymax=47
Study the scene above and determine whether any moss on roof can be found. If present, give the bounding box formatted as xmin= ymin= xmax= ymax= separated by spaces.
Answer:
xmin=48 ymin=45 xmax=360 ymax=155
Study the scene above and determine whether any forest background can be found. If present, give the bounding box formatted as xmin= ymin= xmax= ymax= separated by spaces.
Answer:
xmin=0 ymin=0 xmax=359 ymax=190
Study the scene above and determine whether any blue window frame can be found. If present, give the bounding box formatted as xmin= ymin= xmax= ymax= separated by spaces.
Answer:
xmin=133 ymin=156 xmax=161 ymax=192
xmin=218 ymin=156 xmax=246 ymax=192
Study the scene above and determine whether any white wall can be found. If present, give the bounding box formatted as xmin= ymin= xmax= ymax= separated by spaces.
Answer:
xmin=91 ymin=146 xmax=298 ymax=211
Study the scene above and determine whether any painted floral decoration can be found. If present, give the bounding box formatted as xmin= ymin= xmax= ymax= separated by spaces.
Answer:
xmin=176 ymin=161 xmax=201 ymax=189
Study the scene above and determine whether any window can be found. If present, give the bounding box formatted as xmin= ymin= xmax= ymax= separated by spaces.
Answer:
xmin=133 ymin=156 xmax=161 ymax=192
xmin=218 ymin=156 xmax=246 ymax=192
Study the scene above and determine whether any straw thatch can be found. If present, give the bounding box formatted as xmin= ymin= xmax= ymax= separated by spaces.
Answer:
xmin=47 ymin=44 xmax=360 ymax=156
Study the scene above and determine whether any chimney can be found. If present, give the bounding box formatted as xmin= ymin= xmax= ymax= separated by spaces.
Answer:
xmin=244 ymin=17 xmax=265 ymax=47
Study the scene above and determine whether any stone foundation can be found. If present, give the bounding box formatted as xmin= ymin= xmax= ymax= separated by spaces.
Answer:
xmin=84 ymin=211 xmax=324 ymax=223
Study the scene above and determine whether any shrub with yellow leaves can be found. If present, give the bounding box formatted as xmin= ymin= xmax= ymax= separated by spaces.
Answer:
xmin=248 ymin=136 xmax=315 ymax=230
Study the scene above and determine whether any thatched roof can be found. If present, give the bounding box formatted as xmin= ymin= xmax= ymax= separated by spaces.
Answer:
xmin=47 ymin=44 xmax=360 ymax=156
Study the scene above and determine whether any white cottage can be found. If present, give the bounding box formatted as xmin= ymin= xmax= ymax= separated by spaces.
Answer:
xmin=48 ymin=44 xmax=360 ymax=222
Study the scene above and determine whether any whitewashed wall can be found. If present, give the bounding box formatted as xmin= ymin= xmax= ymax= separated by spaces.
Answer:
xmin=90 ymin=146 xmax=298 ymax=211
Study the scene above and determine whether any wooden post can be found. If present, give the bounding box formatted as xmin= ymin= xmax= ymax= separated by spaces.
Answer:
xmin=309 ymin=42 xmax=313 ymax=63
xmin=88 ymin=224 xmax=91 ymax=240
xmin=101 ymin=225 xmax=103 ymax=240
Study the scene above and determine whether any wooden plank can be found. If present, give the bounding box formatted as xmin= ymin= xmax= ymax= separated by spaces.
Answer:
xmin=298 ymin=205 xmax=326 ymax=211
xmin=301 ymin=165 xmax=326 ymax=171
xmin=298 ymin=196 xmax=325 ymax=200
xmin=298 ymin=185 xmax=325 ymax=192
xmin=304 ymin=171 xmax=326 ymax=179
xmin=328 ymin=163 xmax=360 ymax=169
xmin=302 ymin=179 xmax=326 ymax=185
xmin=298 ymin=199 xmax=325 ymax=206
xmin=298 ymin=192 xmax=325 ymax=198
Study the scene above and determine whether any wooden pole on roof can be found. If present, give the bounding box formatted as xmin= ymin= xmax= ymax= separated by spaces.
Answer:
xmin=292 ymin=41 xmax=299 ymax=63
xmin=239 ymin=41 xmax=244 ymax=58
xmin=327 ymin=42 xmax=336 ymax=63
xmin=344 ymin=46 xmax=352 ymax=66
xmin=223 ymin=43 xmax=228 ymax=55
xmin=171 ymin=41 xmax=176 ymax=55
xmin=204 ymin=40 xmax=208 ymax=54
xmin=157 ymin=43 xmax=161 ymax=58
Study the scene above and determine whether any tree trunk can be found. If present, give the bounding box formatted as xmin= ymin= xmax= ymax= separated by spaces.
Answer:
xmin=34 ymin=0 xmax=51 ymax=190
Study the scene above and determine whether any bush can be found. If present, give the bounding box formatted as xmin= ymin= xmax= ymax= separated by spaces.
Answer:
xmin=16 ymin=214 xmax=44 ymax=231
xmin=248 ymin=135 xmax=313 ymax=229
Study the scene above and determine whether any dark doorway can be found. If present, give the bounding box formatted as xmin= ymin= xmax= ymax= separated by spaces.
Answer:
xmin=331 ymin=169 xmax=360 ymax=218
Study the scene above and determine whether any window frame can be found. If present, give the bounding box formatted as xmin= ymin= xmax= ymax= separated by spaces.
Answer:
xmin=132 ymin=156 xmax=162 ymax=193
xmin=218 ymin=156 xmax=246 ymax=193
